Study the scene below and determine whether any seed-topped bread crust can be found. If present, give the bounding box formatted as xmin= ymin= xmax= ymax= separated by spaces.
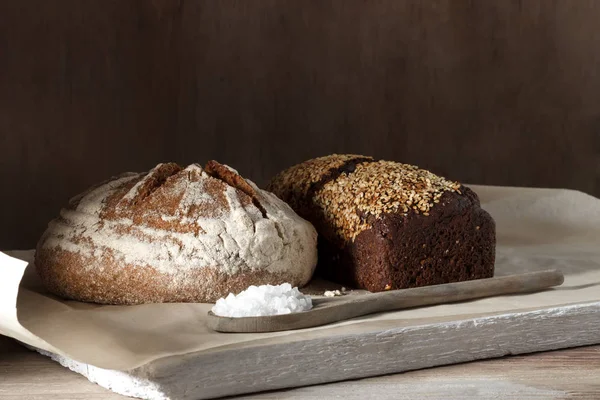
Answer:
xmin=268 ymin=154 xmax=371 ymax=215
xmin=269 ymin=155 xmax=462 ymax=243
xmin=268 ymin=154 xmax=495 ymax=292
xmin=315 ymin=160 xmax=462 ymax=243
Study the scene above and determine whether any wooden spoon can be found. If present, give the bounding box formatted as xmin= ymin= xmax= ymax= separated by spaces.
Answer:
xmin=207 ymin=270 xmax=564 ymax=333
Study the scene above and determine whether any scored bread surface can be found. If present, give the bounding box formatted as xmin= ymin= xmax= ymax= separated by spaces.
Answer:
xmin=36 ymin=162 xmax=318 ymax=304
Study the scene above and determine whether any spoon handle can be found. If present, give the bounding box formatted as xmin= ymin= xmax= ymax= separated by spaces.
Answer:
xmin=354 ymin=269 xmax=565 ymax=314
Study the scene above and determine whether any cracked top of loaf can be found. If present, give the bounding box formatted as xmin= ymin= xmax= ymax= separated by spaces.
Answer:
xmin=36 ymin=161 xmax=317 ymax=305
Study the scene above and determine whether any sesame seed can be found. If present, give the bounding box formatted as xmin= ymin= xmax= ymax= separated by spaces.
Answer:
xmin=273 ymin=155 xmax=461 ymax=243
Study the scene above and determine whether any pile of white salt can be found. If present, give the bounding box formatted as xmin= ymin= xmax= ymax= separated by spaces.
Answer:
xmin=211 ymin=283 xmax=312 ymax=318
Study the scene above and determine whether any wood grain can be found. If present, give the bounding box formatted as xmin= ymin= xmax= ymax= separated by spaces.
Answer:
xmin=2 ymin=0 xmax=600 ymax=249
xmin=23 ymin=301 xmax=600 ymax=400
xmin=0 ymin=0 xmax=179 ymax=249
xmin=237 ymin=347 xmax=600 ymax=400
xmin=1 ymin=336 xmax=599 ymax=400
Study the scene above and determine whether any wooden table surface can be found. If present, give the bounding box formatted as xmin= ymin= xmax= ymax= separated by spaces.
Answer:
xmin=1 ymin=336 xmax=598 ymax=400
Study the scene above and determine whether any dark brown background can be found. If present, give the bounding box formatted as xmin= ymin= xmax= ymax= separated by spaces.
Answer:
xmin=1 ymin=0 xmax=599 ymax=249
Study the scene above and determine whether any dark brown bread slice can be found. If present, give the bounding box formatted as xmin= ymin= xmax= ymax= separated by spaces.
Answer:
xmin=267 ymin=155 xmax=496 ymax=292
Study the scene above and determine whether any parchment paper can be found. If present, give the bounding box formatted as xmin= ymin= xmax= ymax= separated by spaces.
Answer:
xmin=1 ymin=185 xmax=599 ymax=371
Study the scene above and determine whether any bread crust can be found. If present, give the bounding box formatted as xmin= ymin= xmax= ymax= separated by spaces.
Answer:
xmin=268 ymin=155 xmax=496 ymax=292
xmin=36 ymin=162 xmax=318 ymax=304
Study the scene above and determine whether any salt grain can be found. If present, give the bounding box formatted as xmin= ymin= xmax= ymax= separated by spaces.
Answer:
xmin=211 ymin=283 xmax=313 ymax=318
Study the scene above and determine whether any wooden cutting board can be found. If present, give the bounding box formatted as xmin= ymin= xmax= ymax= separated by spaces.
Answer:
xmin=28 ymin=287 xmax=600 ymax=400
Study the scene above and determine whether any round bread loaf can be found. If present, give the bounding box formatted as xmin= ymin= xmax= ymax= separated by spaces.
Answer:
xmin=35 ymin=161 xmax=318 ymax=304
xmin=268 ymin=154 xmax=496 ymax=292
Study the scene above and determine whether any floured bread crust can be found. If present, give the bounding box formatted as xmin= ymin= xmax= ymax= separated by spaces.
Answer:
xmin=35 ymin=162 xmax=318 ymax=304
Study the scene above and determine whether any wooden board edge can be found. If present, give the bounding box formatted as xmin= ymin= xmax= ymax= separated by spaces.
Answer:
xmin=29 ymin=301 xmax=600 ymax=400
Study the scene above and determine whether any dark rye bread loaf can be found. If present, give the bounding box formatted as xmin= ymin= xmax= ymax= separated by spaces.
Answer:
xmin=267 ymin=155 xmax=496 ymax=292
